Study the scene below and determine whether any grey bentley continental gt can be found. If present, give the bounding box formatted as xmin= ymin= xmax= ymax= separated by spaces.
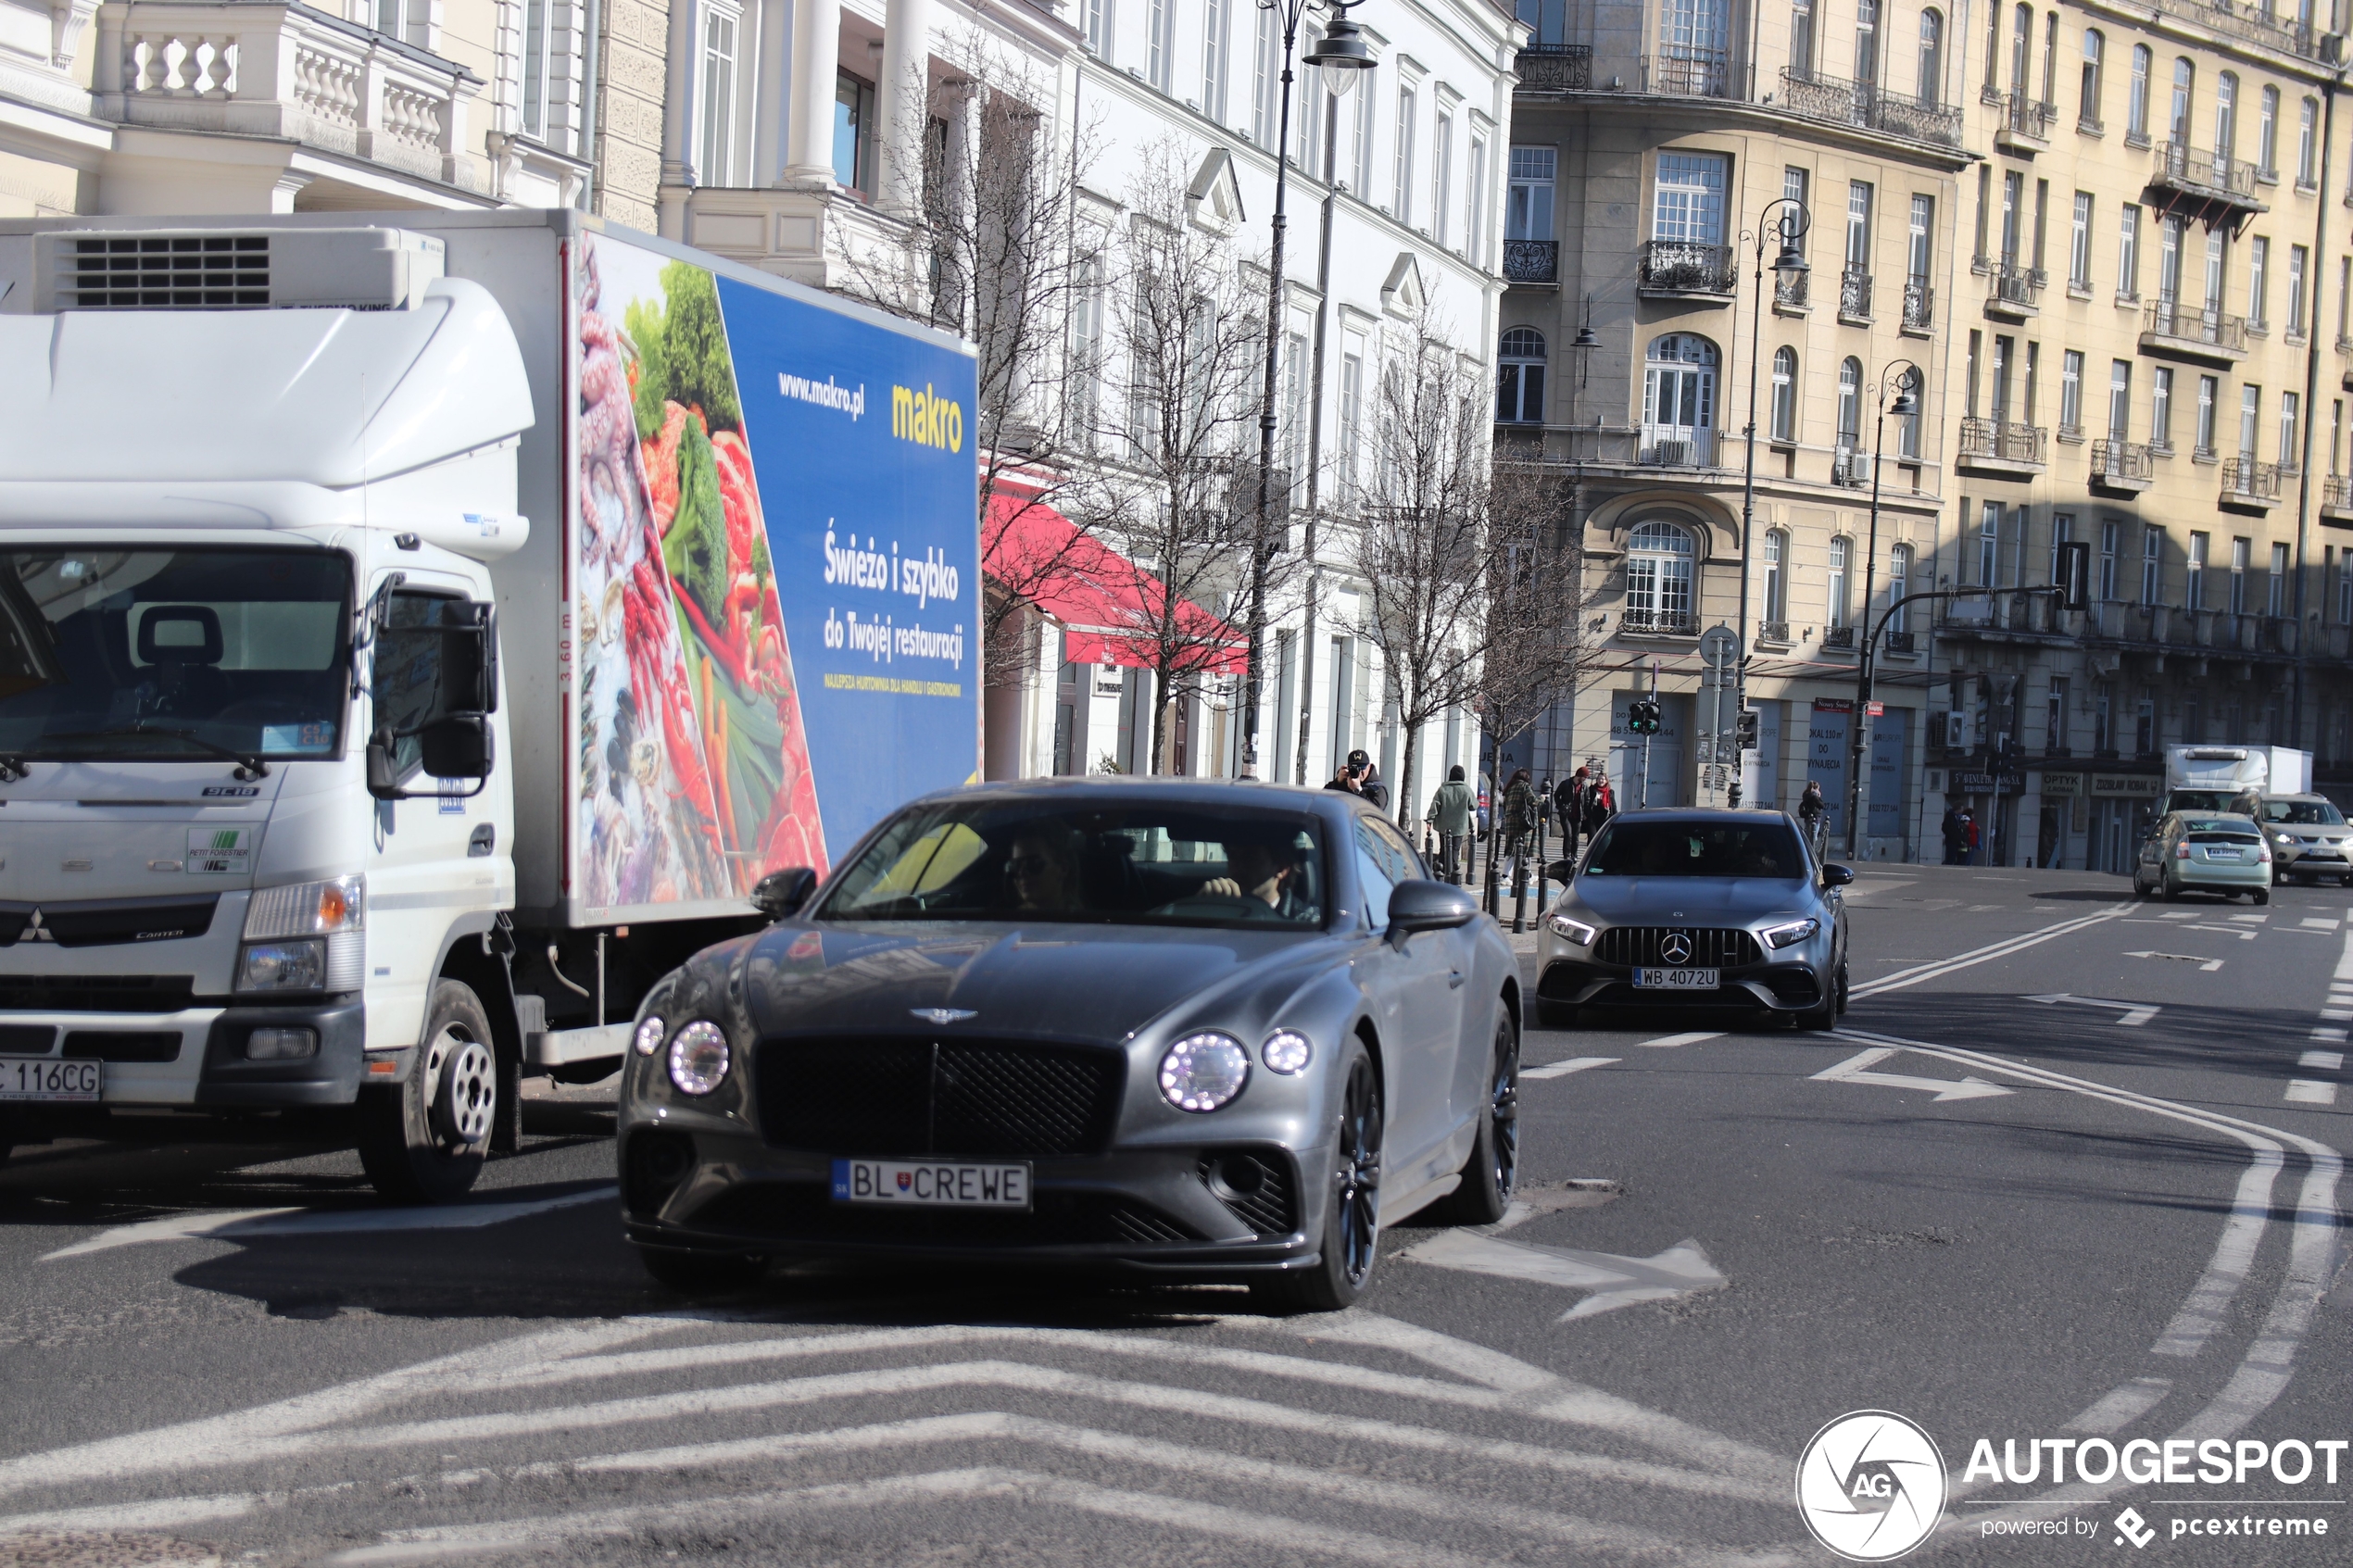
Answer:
xmin=618 ymin=778 xmax=1523 ymax=1311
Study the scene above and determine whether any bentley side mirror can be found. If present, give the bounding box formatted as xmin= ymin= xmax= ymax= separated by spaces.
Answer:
xmin=749 ymin=867 xmax=818 ymax=922
xmin=1384 ymin=878 xmax=1479 ymax=947
xmin=1820 ymin=863 xmax=1856 ymax=887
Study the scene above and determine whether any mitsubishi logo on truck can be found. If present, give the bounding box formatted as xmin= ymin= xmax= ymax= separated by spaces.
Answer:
xmin=22 ymin=909 xmax=50 ymax=942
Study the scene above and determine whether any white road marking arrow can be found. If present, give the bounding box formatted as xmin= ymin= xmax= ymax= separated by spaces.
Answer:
xmin=1401 ymin=1229 xmax=1728 ymax=1321
xmin=2025 ymin=993 xmax=2160 ymax=1026
xmin=1809 ymin=1047 xmax=2016 ymax=1102
xmin=1521 ymin=1057 xmax=1619 ymax=1080
xmin=42 ymin=1185 xmax=616 ymax=1261
xmin=2125 ymin=950 xmax=2226 ymax=972
xmin=2184 ymin=925 xmax=2260 ymax=941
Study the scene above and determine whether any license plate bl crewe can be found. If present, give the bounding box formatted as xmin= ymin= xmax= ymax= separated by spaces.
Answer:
xmin=1633 ymin=967 xmax=1721 ymax=989
xmin=831 ymin=1158 xmax=1032 ymax=1209
xmin=0 ymin=1057 xmax=100 ymax=1101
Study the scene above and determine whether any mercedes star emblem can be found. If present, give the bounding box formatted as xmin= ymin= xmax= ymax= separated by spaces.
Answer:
xmin=1659 ymin=932 xmax=1693 ymax=965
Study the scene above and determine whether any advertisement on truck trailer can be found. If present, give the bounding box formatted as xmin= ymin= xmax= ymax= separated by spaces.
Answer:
xmin=571 ymin=232 xmax=978 ymax=917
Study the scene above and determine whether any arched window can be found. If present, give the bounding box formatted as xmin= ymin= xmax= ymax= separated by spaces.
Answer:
xmin=2299 ymin=97 xmax=2319 ymax=185
xmin=2079 ymin=30 xmax=2103 ymax=128
xmin=1828 ymin=536 xmax=1852 ymax=628
xmin=2128 ymin=44 xmax=2150 ymax=139
xmin=1625 ymin=521 xmax=1696 ymax=632
xmin=1896 ymin=364 xmax=1923 ymax=457
xmin=1770 ymin=346 xmax=1798 ymax=441
xmin=1855 ymin=0 xmax=1879 ymax=83
xmin=1763 ymin=529 xmax=1790 ymax=623
xmin=1888 ymin=544 xmax=1912 ymax=632
xmin=1497 ymin=326 xmax=1546 ymax=424
xmin=2215 ymin=71 xmax=2238 ymax=157
xmin=1836 ymin=357 xmax=1863 ymax=447
xmin=2171 ymin=58 xmax=2194 ymax=144
xmin=1917 ymin=9 xmax=1943 ymax=104
xmin=1642 ymin=334 xmax=1718 ymax=464
xmin=2258 ymin=84 xmax=2279 ymax=173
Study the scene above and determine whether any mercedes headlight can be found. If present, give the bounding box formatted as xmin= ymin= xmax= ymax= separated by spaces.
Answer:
xmin=240 ymin=874 xmax=364 ymax=992
xmin=1764 ymin=918 xmax=1820 ymax=949
xmin=1261 ymin=1030 xmax=1313 ymax=1074
xmin=1547 ymin=913 xmax=1597 ymax=946
xmin=667 ymin=1020 xmax=731 ymax=1096
xmin=1159 ymin=1032 xmax=1250 ymax=1112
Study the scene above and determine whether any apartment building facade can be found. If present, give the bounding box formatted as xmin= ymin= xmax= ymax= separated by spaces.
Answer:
xmin=1928 ymin=0 xmax=2351 ymax=869
xmin=1501 ymin=0 xmax=1970 ymax=857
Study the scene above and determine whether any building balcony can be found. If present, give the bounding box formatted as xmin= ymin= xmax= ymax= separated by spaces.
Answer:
xmin=1884 ymin=630 xmax=1919 ymax=655
xmin=2092 ymin=438 xmax=2155 ymax=493
xmin=2141 ymin=298 xmax=2249 ymax=363
xmin=1504 ymin=239 xmax=1559 ymax=285
xmin=1997 ymin=91 xmax=2057 ymax=153
xmin=1821 ymin=625 xmax=1857 ymax=650
xmin=1757 ymin=619 xmax=1792 ymax=646
xmin=1642 ymin=51 xmax=1733 ymax=98
xmin=1957 ymin=416 xmax=2048 ymax=476
xmin=1985 ymin=262 xmax=2045 ymax=319
xmin=1901 ymin=275 xmax=1933 ymax=332
xmin=1838 ymin=265 xmax=1873 ymax=321
xmin=2176 ymin=0 xmax=2336 ymax=64
xmin=1638 ymin=239 xmax=1736 ymax=297
xmin=682 ymin=182 xmax=924 ymax=296
xmin=1774 ymin=270 xmax=1810 ymax=312
xmin=2322 ymin=473 xmax=2353 ymax=523
xmin=2220 ymin=456 xmax=2283 ymax=509
xmin=1776 ymin=68 xmax=1964 ymax=147
xmin=1516 ymin=44 xmax=1591 ymax=91
xmin=1636 ymin=427 xmax=1719 ymax=468
xmin=92 ymin=0 xmax=486 ymax=196
xmin=2149 ymin=140 xmax=2268 ymax=221
xmin=1620 ymin=607 xmax=1698 ymax=636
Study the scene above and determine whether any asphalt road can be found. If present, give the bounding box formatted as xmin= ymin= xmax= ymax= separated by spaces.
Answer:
xmin=0 ymin=863 xmax=2345 ymax=1567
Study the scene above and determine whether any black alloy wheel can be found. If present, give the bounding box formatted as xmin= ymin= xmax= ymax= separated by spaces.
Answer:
xmin=1254 ymin=1044 xmax=1383 ymax=1313
xmin=1434 ymin=1009 xmax=1520 ymax=1225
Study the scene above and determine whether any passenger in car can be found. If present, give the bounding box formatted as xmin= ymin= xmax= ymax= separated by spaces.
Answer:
xmin=1005 ymin=824 xmax=1085 ymax=912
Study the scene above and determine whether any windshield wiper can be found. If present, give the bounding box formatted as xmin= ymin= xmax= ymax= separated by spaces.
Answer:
xmin=21 ymin=723 xmax=271 ymax=780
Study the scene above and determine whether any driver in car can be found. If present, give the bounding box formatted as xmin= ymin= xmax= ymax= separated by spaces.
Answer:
xmin=1198 ymin=839 xmax=1304 ymax=916
xmin=1005 ymin=824 xmax=1084 ymax=912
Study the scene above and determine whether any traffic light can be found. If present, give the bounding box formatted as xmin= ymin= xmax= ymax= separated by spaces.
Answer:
xmin=2056 ymin=539 xmax=2092 ymax=611
xmin=1734 ymin=708 xmax=1760 ymax=748
xmin=1628 ymin=699 xmax=1661 ymax=734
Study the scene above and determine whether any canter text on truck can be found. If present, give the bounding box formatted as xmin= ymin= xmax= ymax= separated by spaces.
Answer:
xmin=892 ymin=383 xmax=963 ymax=453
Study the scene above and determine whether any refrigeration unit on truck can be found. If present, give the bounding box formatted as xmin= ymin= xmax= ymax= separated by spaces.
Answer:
xmin=0 ymin=212 xmax=980 ymax=1198
xmin=2158 ymin=745 xmax=2311 ymax=818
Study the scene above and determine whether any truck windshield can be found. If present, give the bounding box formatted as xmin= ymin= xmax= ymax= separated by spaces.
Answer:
xmin=815 ymin=801 xmax=1327 ymax=928
xmin=0 ymin=549 xmax=349 ymax=763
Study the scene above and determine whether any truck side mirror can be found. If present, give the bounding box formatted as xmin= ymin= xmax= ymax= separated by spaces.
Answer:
xmin=419 ymin=714 xmax=494 ymax=781
xmin=366 ymin=725 xmax=400 ymax=799
xmin=749 ymin=867 xmax=817 ymax=922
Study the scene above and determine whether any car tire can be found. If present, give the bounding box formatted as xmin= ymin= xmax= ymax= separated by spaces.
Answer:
xmin=2161 ymin=874 xmax=2182 ymax=902
xmin=637 ymin=1246 xmax=765 ymax=1296
xmin=357 ymin=979 xmax=497 ymax=1205
xmin=1431 ymin=1008 xmax=1519 ymax=1227
xmin=2255 ymin=887 xmax=2271 ymax=906
xmin=1796 ymin=971 xmax=1839 ymax=1031
xmin=1253 ymin=1043 xmax=1382 ymax=1315
xmin=1534 ymin=997 xmax=1578 ymax=1030
xmin=1833 ymin=959 xmax=1850 ymax=1017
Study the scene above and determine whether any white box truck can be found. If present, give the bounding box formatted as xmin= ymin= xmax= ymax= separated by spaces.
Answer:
xmin=0 ymin=212 xmax=979 ymax=1199
xmin=2160 ymin=745 xmax=2311 ymax=818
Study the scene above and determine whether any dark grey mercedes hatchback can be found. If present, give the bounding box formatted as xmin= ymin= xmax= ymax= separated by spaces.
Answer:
xmin=618 ymin=778 xmax=1523 ymax=1311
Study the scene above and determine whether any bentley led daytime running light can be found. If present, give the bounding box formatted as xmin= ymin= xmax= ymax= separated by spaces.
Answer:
xmin=1159 ymin=1032 xmax=1250 ymax=1112
xmin=1764 ymin=918 xmax=1820 ymax=949
xmin=667 ymin=1021 xmax=731 ymax=1096
xmin=1261 ymin=1030 xmax=1313 ymax=1074
xmin=634 ymin=1016 xmax=667 ymax=1057
xmin=1547 ymin=913 xmax=1597 ymax=946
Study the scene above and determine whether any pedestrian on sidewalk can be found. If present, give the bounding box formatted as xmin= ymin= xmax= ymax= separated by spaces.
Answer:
xmin=1941 ymin=804 xmax=1968 ymax=865
xmin=1426 ymin=765 xmax=1477 ymax=884
xmin=1797 ymin=779 xmax=1827 ymax=858
xmin=1554 ymin=767 xmax=1588 ymax=857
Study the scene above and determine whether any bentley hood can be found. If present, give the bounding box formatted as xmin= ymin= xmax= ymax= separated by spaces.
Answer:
xmin=1565 ymin=875 xmax=1819 ymax=923
xmin=740 ymin=922 xmax=1322 ymax=1042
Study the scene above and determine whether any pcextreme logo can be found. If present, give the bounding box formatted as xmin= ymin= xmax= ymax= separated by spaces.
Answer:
xmin=891 ymin=383 xmax=963 ymax=453
xmin=1795 ymin=1410 xmax=1950 ymax=1562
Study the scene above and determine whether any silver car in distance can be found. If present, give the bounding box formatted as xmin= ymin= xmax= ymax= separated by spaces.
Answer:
xmin=619 ymin=780 xmax=1524 ymax=1312
xmin=1534 ymin=809 xmax=1853 ymax=1030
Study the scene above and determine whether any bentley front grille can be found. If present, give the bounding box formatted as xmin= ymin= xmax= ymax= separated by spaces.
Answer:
xmin=756 ymin=1036 xmax=1125 ymax=1158
xmin=1592 ymin=927 xmax=1763 ymax=968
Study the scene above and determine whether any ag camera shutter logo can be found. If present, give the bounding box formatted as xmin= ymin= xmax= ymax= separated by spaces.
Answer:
xmin=1795 ymin=1410 xmax=1948 ymax=1561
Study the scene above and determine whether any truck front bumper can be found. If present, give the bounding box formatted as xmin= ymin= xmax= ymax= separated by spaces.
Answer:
xmin=0 ymin=995 xmax=366 ymax=1115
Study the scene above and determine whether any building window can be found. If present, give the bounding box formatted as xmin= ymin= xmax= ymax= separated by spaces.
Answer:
xmin=2259 ymin=84 xmax=2279 ymax=175
xmin=2117 ymin=204 xmax=2140 ymax=298
xmin=2099 ymin=518 xmax=2120 ymax=599
xmin=1497 ymin=327 xmax=1546 ymax=424
xmin=2196 ymin=374 xmax=2218 ymax=457
xmin=1625 ymin=521 xmax=1696 ymax=629
xmin=1770 ymin=345 xmax=1797 ymax=441
xmin=1201 ymin=0 xmax=1227 ymax=121
xmin=2142 ymin=526 xmax=2163 ymax=605
xmin=1764 ymin=529 xmax=1790 ymax=621
xmin=2215 ymin=70 xmax=2238 ymax=157
xmin=1392 ymin=86 xmax=1416 ymax=221
xmin=832 ymin=71 xmax=874 ymax=194
xmin=2188 ymin=531 xmax=2208 ymax=608
xmin=2170 ymin=57 xmax=2193 ymax=143
xmin=1339 ymin=346 xmax=1363 ymax=499
xmin=1084 ymin=0 xmax=1112 ymax=55
xmin=2128 ymin=44 xmax=2151 ymax=140
xmin=1507 ymin=146 xmax=1555 ymax=244
xmin=1829 ymin=536 xmax=1851 ymax=628
xmin=2231 ymin=535 xmax=2250 ymax=612
xmin=2289 ymin=245 xmax=2309 ymax=338
xmin=2247 ymin=235 xmax=2270 ymax=329
xmin=1855 ymin=0 xmax=1879 ymax=82
xmin=2271 ymin=542 xmax=2290 ymax=616
xmin=2047 ymin=676 xmax=2069 ymax=750
xmin=1466 ymin=136 xmax=1489 ymax=267
xmin=2239 ymin=383 xmax=2259 ymax=457
xmin=1918 ymin=8 xmax=1943 ymax=104
xmin=1147 ymin=0 xmax=1172 ymax=90
xmin=1642 ymin=334 xmax=1719 ymax=458
xmin=1784 ymin=167 xmax=1811 ymax=258
xmin=1897 ymin=365 xmax=1922 ymax=457
xmin=2050 ymin=512 xmax=2074 ymax=583
xmin=520 ymin=0 xmax=556 ymax=139
xmin=1655 ymin=153 xmax=1730 ymax=244
xmin=698 ymin=0 xmax=743 ymax=186
xmin=1979 ymin=502 xmax=2001 ymax=585
xmin=2079 ymin=30 xmax=2102 ymax=125
xmin=2108 ymin=359 xmax=2131 ymax=439
xmin=1432 ymin=111 xmax=1453 ymax=246
xmin=2059 ymin=349 xmax=2083 ymax=435
xmin=1837 ymin=356 xmax=1862 ymax=451
xmin=2282 ymin=390 xmax=2302 ymax=470
xmin=2070 ymin=192 xmax=2092 ymax=287
xmin=1791 ymin=0 xmax=1817 ymax=77
xmin=1252 ymin=6 xmax=1277 ymax=145
xmin=2152 ymin=366 xmax=2173 ymax=449
xmin=2299 ymin=97 xmax=2320 ymax=187
xmin=1889 ymin=544 xmax=1910 ymax=630
xmin=1846 ymin=181 xmax=1874 ymax=270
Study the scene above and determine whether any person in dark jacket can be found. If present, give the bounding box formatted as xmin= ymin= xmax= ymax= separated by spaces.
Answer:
xmin=1347 ymin=748 xmax=1390 ymax=811
xmin=1554 ymin=767 xmax=1588 ymax=854
xmin=1797 ymin=780 xmax=1827 ymax=855
xmin=1941 ymin=805 xmax=1969 ymax=865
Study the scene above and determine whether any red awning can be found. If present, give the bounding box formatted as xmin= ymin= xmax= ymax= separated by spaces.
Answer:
xmin=984 ymin=491 xmax=1248 ymax=676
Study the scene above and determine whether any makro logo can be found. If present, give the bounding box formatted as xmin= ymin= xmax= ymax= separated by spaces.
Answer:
xmin=1796 ymin=1410 xmax=1949 ymax=1562
xmin=891 ymin=383 xmax=963 ymax=453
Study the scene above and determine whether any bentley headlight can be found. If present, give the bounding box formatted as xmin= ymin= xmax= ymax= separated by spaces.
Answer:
xmin=634 ymin=1016 xmax=667 ymax=1057
xmin=667 ymin=1020 xmax=731 ymax=1096
xmin=1764 ymin=918 xmax=1820 ymax=949
xmin=1159 ymin=1032 xmax=1250 ymax=1112
xmin=1261 ymin=1029 xmax=1313 ymax=1074
xmin=1547 ymin=913 xmax=1597 ymax=946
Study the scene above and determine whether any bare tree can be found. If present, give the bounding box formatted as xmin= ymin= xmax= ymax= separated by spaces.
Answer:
xmin=835 ymin=31 xmax=1109 ymax=696
xmin=1057 ymin=144 xmax=1265 ymax=772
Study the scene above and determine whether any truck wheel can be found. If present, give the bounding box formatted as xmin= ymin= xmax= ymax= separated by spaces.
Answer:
xmin=358 ymin=979 xmax=497 ymax=1205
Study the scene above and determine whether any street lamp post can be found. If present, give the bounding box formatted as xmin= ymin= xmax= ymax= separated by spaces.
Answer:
xmin=1843 ymin=360 xmax=1922 ymax=859
xmin=1732 ymin=199 xmax=1810 ymax=804
xmin=1238 ymin=0 xmax=1373 ymax=779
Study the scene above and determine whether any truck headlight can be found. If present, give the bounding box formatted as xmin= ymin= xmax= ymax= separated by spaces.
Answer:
xmin=667 ymin=1021 xmax=731 ymax=1096
xmin=242 ymin=875 xmax=364 ymax=992
xmin=1547 ymin=914 xmax=1597 ymax=946
xmin=1159 ymin=1032 xmax=1250 ymax=1112
xmin=1764 ymin=918 xmax=1820 ymax=949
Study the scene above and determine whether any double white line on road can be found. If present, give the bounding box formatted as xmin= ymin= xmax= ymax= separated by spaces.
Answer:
xmin=1852 ymin=901 xmax=2134 ymax=1000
